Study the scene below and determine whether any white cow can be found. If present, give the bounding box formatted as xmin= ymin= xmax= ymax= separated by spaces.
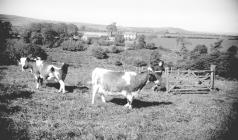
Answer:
xmin=19 ymin=57 xmax=69 ymax=93
xmin=91 ymin=65 xmax=164 ymax=109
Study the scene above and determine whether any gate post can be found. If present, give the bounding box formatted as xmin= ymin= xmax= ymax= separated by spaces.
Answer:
xmin=210 ymin=65 xmax=216 ymax=90
xmin=165 ymin=67 xmax=169 ymax=93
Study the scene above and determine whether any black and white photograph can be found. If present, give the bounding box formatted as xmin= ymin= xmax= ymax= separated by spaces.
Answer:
xmin=0 ymin=0 xmax=238 ymax=139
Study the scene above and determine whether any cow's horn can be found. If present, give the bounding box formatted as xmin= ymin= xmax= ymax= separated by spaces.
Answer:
xmin=147 ymin=67 xmax=153 ymax=72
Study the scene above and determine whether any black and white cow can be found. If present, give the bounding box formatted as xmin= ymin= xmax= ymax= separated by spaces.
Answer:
xmin=91 ymin=64 xmax=164 ymax=109
xmin=18 ymin=57 xmax=69 ymax=93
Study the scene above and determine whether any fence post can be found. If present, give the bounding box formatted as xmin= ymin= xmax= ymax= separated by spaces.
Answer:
xmin=165 ymin=67 xmax=169 ymax=93
xmin=210 ymin=65 xmax=216 ymax=90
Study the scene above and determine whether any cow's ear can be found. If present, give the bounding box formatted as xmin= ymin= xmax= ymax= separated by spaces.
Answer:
xmin=26 ymin=57 xmax=30 ymax=62
xmin=158 ymin=61 xmax=164 ymax=67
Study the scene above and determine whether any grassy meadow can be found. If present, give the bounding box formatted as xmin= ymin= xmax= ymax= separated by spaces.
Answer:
xmin=147 ymin=37 xmax=238 ymax=51
xmin=1 ymin=38 xmax=238 ymax=140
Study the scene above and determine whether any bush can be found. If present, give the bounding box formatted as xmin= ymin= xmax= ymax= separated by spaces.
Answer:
xmin=134 ymin=59 xmax=147 ymax=67
xmin=177 ymin=51 xmax=238 ymax=80
xmin=210 ymin=39 xmax=223 ymax=53
xmin=115 ymin=60 xmax=123 ymax=66
xmin=97 ymin=38 xmax=113 ymax=46
xmin=2 ymin=40 xmax=48 ymax=65
xmin=125 ymin=41 xmax=136 ymax=50
xmin=125 ymin=57 xmax=147 ymax=67
xmin=190 ymin=44 xmax=208 ymax=59
xmin=0 ymin=20 xmax=13 ymax=65
xmin=91 ymin=47 xmax=108 ymax=59
xmin=47 ymin=39 xmax=64 ymax=48
xmin=192 ymin=44 xmax=208 ymax=54
xmin=24 ymin=44 xmax=48 ymax=60
xmin=158 ymin=46 xmax=172 ymax=52
xmin=133 ymin=35 xmax=146 ymax=49
xmin=0 ymin=20 xmax=12 ymax=52
xmin=150 ymin=51 xmax=162 ymax=67
xmin=227 ymin=45 xmax=238 ymax=56
xmin=111 ymin=46 xmax=122 ymax=53
xmin=145 ymin=43 xmax=156 ymax=50
xmin=62 ymin=40 xmax=87 ymax=51
xmin=115 ymin=35 xmax=125 ymax=46
xmin=31 ymin=32 xmax=44 ymax=45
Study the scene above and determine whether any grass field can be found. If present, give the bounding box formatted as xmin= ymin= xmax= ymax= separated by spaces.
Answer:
xmin=1 ymin=13 xmax=238 ymax=140
xmin=1 ymin=44 xmax=238 ymax=139
xmin=147 ymin=37 xmax=238 ymax=51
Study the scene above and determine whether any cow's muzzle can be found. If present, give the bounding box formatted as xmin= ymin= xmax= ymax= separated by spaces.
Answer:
xmin=23 ymin=65 xmax=28 ymax=69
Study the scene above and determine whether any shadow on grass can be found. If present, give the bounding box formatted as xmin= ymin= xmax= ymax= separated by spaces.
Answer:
xmin=46 ymin=83 xmax=89 ymax=93
xmin=0 ymin=66 xmax=7 ymax=81
xmin=0 ymin=84 xmax=33 ymax=140
xmin=0 ymin=67 xmax=8 ymax=70
xmin=218 ymin=91 xmax=238 ymax=140
xmin=0 ymin=84 xmax=33 ymax=103
xmin=109 ymin=98 xmax=172 ymax=109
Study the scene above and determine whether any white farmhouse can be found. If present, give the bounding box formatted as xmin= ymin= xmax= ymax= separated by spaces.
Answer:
xmin=81 ymin=32 xmax=108 ymax=41
xmin=123 ymin=32 xmax=137 ymax=41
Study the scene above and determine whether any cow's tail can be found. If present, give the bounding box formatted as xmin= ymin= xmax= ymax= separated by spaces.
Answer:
xmin=60 ymin=63 xmax=69 ymax=81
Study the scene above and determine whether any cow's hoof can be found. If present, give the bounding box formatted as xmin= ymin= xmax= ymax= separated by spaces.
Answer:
xmin=124 ymin=103 xmax=132 ymax=109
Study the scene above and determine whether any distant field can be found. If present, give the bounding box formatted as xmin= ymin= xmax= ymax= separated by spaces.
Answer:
xmin=148 ymin=37 xmax=238 ymax=51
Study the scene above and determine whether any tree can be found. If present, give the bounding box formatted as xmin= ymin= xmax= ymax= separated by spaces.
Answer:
xmin=31 ymin=31 xmax=43 ymax=45
xmin=227 ymin=45 xmax=238 ymax=56
xmin=80 ymin=25 xmax=86 ymax=31
xmin=22 ymin=29 xmax=32 ymax=43
xmin=0 ymin=20 xmax=12 ymax=65
xmin=150 ymin=51 xmax=162 ymax=69
xmin=114 ymin=34 xmax=125 ymax=46
xmin=66 ymin=24 xmax=78 ymax=37
xmin=135 ymin=34 xmax=146 ymax=49
xmin=146 ymin=43 xmax=156 ymax=50
xmin=192 ymin=44 xmax=208 ymax=54
xmin=42 ymin=29 xmax=58 ymax=45
xmin=190 ymin=44 xmax=208 ymax=59
xmin=210 ymin=39 xmax=223 ymax=53
xmin=0 ymin=20 xmax=12 ymax=52
xmin=106 ymin=22 xmax=117 ymax=37
xmin=25 ymin=44 xmax=48 ymax=60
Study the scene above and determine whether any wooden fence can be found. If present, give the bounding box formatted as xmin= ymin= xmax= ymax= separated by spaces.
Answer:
xmin=165 ymin=65 xmax=216 ymax=93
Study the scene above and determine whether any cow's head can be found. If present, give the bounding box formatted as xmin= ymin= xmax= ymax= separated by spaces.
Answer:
xmin=18 ymin=57 xmax=28 ymax=71
xmin=18 ymin=56 xmax=34 ymax=71
xmin=147 ymin=60 xmax=165 ymax=85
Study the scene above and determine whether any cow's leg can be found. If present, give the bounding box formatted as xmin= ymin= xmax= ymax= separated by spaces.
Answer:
xmin=36 ymin=77 xmax=41 ymax=89
xmin=125 ymin=94 xmax=133 ymax=109
xmin=58 ymin=80 xmax=65 ymax=93
xmin=101 ymin=94 xmax=106 ymax=103
xmin=92 ymin=85 xmax=99 ymax=104
xmin=36 ymin=77 xmax=43 ymax=89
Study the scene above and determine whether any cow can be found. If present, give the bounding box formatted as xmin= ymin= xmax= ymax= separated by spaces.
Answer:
xmin=91 ymin=63 xmax=164 ymax=109
xmin=18 ymin=56 xmax=69 ymax=93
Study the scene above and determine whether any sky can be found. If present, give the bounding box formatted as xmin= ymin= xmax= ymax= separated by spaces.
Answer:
xmin=0 ymin=0 xmax=238 ymax=34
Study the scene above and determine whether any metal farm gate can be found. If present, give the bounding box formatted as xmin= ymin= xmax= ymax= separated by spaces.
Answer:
xmin=165 ymin=65 xmax=216 ymax=93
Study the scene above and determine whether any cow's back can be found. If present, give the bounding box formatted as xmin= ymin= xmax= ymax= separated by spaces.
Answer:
xmin=100 ymin=71 xmax=128 ymax=92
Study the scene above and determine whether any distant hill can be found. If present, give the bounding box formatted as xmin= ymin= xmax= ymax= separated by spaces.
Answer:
xmin=0 ymin=14 xmax=236 ymax=36
xmin=0 ymin=14 xmax=196 ymax=33
xmin=0 ymin=14 xmax=43 ymax=27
